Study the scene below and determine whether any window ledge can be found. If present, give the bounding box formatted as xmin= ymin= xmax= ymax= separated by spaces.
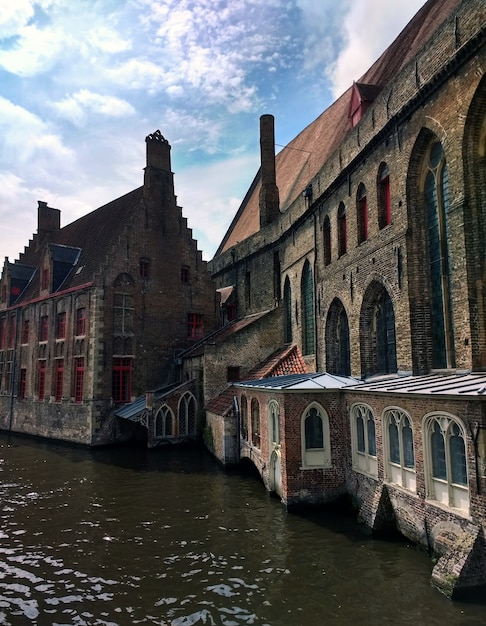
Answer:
xmin=425 ymin=498 xmax=471 ymax=520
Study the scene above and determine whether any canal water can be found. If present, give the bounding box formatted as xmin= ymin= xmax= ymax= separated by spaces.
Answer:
xmin=0 ymin=434 xmax=484 ymax=626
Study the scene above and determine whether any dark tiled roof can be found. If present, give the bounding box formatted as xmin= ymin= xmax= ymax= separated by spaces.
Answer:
xmin=15 ymin=187 xmax=143 ymax=302
xmin=217 ymin=0 xmax=462 ymax=254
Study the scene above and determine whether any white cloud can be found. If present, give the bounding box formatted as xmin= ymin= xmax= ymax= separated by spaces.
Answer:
xmin=0 ymin=0 xmax=35 ymax=38
xmin=53 ymin=90 xmax=136 ymax=126
xmin=329 ymin=0 xmax=427 ymax=98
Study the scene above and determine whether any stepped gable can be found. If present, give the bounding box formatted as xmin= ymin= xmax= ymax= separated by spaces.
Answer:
xmin=217 ymin=0 xmax=462 ymax=255
xmin=16 ymin=187 xmax=143 ymax=302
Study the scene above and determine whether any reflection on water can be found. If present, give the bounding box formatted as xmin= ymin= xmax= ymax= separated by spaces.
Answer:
xmin=0 ymin=433 xmax=484 ymax=625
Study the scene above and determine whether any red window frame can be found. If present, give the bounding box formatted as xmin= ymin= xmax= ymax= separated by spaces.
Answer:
xmin=40 ymin=315 xmax=49 ymax=342
xmin=140 ymin=259 xmax=150 ymax=278
xmin=38 ymin=361 xmax=46 ymax=401
xmin=56 ymin=312 xmax=66 ymax=339
xmin=76 ymin=308 xmax=86 ymax=336
xmin=21 ymin=320 xmax=29 ymax=344
xmin=112 ymin=358 xmax=132 ymax=403
xmin=187 ymin=313 xmax=204 ymax=339
xmin=18 ymin=368 xmax=27 ymax=400
xmin=227 ymin=303 xmax=236 ymax=321
xmin=358 ymin=191 xmax=368 ymax=243
xmin=338 ymin=203 xmax=347 ymax=256
xmin=74 ymin=357 xmax=84 ymax=403
xmin=54 ymin=359 xmax=64 ymax=402
xmin=323 ymin=215 xmax=331 ymax=266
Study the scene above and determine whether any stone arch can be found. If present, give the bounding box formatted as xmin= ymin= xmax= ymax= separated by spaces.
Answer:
xmin=154 ymin=405 xmax=174 ymax=438
xmin=462 ymin=74 xmax=486 ymax=369
xmin=406 ymin=128 xmax=455 ymax=373
xmin=360 ymin=280 xmax=397 ymax=378
xmin=325 ymin=298 xmax=350 ymax=376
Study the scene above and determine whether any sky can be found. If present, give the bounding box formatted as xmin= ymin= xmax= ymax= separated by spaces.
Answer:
xmin=0 ymin=0 xmax=427 ymax=263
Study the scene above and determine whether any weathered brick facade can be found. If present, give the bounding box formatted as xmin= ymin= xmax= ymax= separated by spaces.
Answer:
xmin=205 ymin=0 xmax=486 ymax=597
xmin=0 ymin=131 xmax=218 ymax=445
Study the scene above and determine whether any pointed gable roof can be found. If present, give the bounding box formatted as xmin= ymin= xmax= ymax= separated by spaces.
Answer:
xmin=216 ymin=0 xmax=462 ymax=255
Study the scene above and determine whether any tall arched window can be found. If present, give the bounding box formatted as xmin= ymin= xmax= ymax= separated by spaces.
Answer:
xmin=268 ymin=400 xmax=280 ymax=451
xmin=383 ymin=408 xmax=415 ymax=491
xmin=323 ymin=215 xmax=331 ymax=266
xmin=423 ymin=414 xmax=468 ymax=512
xmin=155 ymin=405 xmax=174 ymax=438
xmin=240 ymin=395 xmax=248 ymax=440
xmin=178 ymin=393 xmax=197 ymax=436
xmin=283 ymin=277 xmax=292 ymax=343
xmin=301 ymin=261 xmax=315 ymax=355
xmin=350 ymin=404 xmax=377 ymax=477
xmin=378 ymin=163 xmax=391 ymax=228
xmin=357 ymin=183 xmax=368 ymax=244
xmin=424 ymin=141 xmax=455 ymax=369
xmin=325 ymin=299 xmax=350 ymax=376
xmin=301 ymin=403 xmax=331 ymax=468
xmin=251 ymin=398 xmax=260 ymax=448
xmin=374 ymin=289 xmax=397 ymax=375
xmin=338 ymin=202 xmax=347 ymax=256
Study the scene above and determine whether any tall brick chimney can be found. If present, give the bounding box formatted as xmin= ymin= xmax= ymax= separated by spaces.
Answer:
xmin=259 ymin=114 xmax=280 ymax=227
xmin=36 ymin=201 xmax=60 ymax=249
xmin=143 ymin=130 xmax=174 ymax=201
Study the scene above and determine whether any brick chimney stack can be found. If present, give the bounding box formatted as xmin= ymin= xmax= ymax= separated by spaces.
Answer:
xmin=36 ymin=201 xmax=60 ymax=249
xmin=143 ymin=130 xmax=174 ymax=202
xmin=259 ymin=114 xmax=280 ymax=227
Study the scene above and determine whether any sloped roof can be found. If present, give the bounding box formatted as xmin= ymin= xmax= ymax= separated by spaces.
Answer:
xmin=15 ymin=187 xmax=143 ymax=302
xmin=235 ymin=372 xmax=361 ymax=391
xmin=216 ymin=0 xmax=462 ymax=255
xmin=346 ymin=372 xmax=486 ymax=397
xmin=206 ymin=343 xmax=308 ymax=414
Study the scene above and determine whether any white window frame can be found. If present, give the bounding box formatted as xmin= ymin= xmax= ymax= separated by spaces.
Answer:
xmin=350 ymin=403 xmax=378 ymax=477
xmin=268 ymin=400 xmax=280 ymax=455
xmin=300 ymin=402 xmax=331 ymax=469
xmin=423 ymin=412 xmax=469 ymax=514
xmin=382 ymin=407 xmax=416 ymax=492
xmin=154 ymin=405 xmax=174 ymax=438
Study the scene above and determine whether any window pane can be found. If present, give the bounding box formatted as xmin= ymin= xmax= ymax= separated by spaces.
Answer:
xmin=367 ymin=415 xmax=376 ymax=456
xmin=431 ymin=421 xmax=446 ymax=479
xmin=305 ymin=408 xmax=323 ymax=449
xmin=388 ymin=421 xmax=399 ymax=464
xmin=450 ymin=424 xmax=467 ymax=486
xmin=402 ymin=419 xmax=415 ymax=468
xmin=357 ymin=415 xmax=365 ymax=453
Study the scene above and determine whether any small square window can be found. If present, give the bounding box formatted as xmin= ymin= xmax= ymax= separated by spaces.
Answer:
xmin=140 ymin=259 xmax=150 ymax=278
xmin=227 ymin=366 xmax=240 ymax=382
xmin=181 ymin=265 xmax=190 ymax=284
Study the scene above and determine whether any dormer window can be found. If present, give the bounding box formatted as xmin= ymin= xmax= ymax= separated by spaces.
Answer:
xmin=349 ymin=82 xmax=381 ymax=128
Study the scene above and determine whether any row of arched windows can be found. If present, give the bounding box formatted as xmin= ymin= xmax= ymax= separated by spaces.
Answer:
xmin=154 ymin=392 xmax=197 ymax=438
xmin=322 ymin=162 xmax=391 ymax=265
xmin=350 ymin=403 xmax=469 ymax=511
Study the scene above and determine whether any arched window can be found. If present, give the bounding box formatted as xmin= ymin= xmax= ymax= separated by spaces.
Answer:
xmin=240 ymin=395 xmax=248 ymax=440
xmin=251 ymin=398 xmax=260 ymax=448
xmin=378 ymin=163 xmax=391 ymax=228
xmin=283 ymin=277 xmax=292 ymax=343
xmin=424 ymin=141 xmax=455 ymax=369
xmin=374 ymin=289 xmax=397 ymax=375
xmin=155 ymin=405 xmax=174 ymax=438
xmin=178 ymin=393 xmax=197 ymax=436
xmin=323 ymin=215 xmax=331 ymax=266
xmin=301 ymin=403 xmax=331 ymax=468
xmin=357 ymin=183 xmax=368 ymax=244
xmin=301 ymin=260 xmax=315 ymax=355
xmin=325 ymin=299 xmax=350 ymax=376
xmin=337 ymin=202 xmax=347 ymax=256
xmin=350 ymin=404 xmax=377 ymax=477
xmin=268 ymin=400 xmax=280 ymax=450
xmin=273 ymin=251 xmax=281 ymax=302
xmin=423 ymin=414 xmax=468 ymax=512
xmin=383 ymin=408 xmax=415 ymax=491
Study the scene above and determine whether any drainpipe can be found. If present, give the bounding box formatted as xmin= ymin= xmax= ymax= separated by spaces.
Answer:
xmin=313 ymin=210 xmax=319 ymax=372
xmin=233 ymin=395 xmax=240 ymax=463
xmin=8 ymin=308 xmax=20 ymax=432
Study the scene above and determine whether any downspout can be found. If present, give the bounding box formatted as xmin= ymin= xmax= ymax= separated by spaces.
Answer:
xmin=313 ymin=210 xmax=319 ymax=372
xmin=8 ymin=308 xmax=20 ymax=432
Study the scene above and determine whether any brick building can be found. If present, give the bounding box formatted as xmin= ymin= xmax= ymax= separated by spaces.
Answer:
xmin=0 ymin=131 xmax=217 ymax=445
xmin=205 ymin=0 xmax=486 ymax=597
